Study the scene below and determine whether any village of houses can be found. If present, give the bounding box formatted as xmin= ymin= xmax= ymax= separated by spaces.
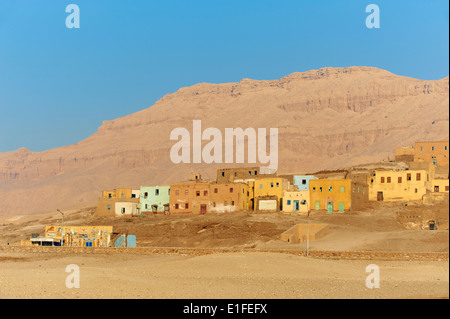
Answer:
xmin=28 ymin=140 xmax=449 ymax=249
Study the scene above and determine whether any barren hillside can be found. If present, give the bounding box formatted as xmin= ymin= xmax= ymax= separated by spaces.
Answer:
xmin=0 ymin=66 xmax=448 ymax=216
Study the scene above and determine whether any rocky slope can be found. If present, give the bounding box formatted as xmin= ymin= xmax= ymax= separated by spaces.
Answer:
xmin=0 ymin=66 xmax=448 ymax=215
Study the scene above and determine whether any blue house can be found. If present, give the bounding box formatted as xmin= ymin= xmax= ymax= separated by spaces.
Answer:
xmin=293 ymin=175 xmax=318 ymax=191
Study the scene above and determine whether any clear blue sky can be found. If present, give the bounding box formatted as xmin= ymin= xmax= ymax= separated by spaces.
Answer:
xmin=0 ymin=0 xmax=448 ymax=152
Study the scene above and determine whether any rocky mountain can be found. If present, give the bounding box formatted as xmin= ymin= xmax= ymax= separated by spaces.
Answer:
xmin=0 ymin=66 xmax=448 ymax=216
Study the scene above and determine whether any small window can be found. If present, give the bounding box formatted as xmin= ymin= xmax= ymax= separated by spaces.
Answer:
xmin=248 ymin=171 xmax=252 ymax=175
xmin=231 ymin=201 xmax=235 ymax=206
xmin=415 ymin=189 xmax=418 ymax=193
xmin=271 ymin=182 xmax=274 ymax=188
xmin=224 ymin=201 xmax=228 ymax=206
xmin=259 ymin=184 xmax=263 ymax=189
xmin=340 ymin=186 xmax=345 ymax=192
xmin=185 ymin=203 xmax=189 ymax=209
xmin=328 ymin=186 xmax=332 ymax=192
xmin=416 ymin=173 xmax=421 ymax=181
xmin=445 ymin=186 xmax=449 ymax=191
xmin=407 ymin=173 xmax=411 ymax=181
xmin=319 ymin=187 xmax=323 ymax=192
xmin=145 ymin=204 xmax=148 ymax=209
xmin=301 ymin=200 xmax=307 ymax=205
xmin=196 ymin=191 xmax=200 ymax=197
xmin=121 ymin=193 xmax=124 ymax=198
xmin=222 ymin=172 xmax=225 ymax=177
xmin=214 ymin=188 xmax=218 ymax=193
xmin=420 ymin=146 xmax=423 ymax=151
xmin=387 ymin=177 xmax=391 ymax=183
xmin=254 ymin=171 xmax=258 ymax=175
xmin=185 ymin=190 xmax=189 ymax=195
xmin=107 ymin=205 xmax=111 ymax=210
xmin=230 ymin=188 xmax=233 ymax=193
xmin=445 ymin=146 xmax=448 ymax=151
xmin=213 ymin=202 xmax=216 ymax=207
xmin=175 ymin=204 xmax=179 ymax=209
xmin=287 ymin=200 xmax=291 ymax=205
xmin=381 ymin=177 xmax=385 ymax=183
xmin=398 ymin=177 xmax=402 ymax=183
xmin=108 ymin=193 xmax=112 ymax=198
xmin=155 ymin=189 xmax=159 ymax=196
xmin=432 ymin=146 xmax=435 ymax=151
xmin=302 ymin=180 xmax=307 ymax=185
xmin=144 ymin=192 xmax=148 ymax=198
xmin=204 ymin=190 xmax=208 ymax=196
xmin=175 ymin=190 xmax=179 ymax=196
xmin=276 ymin=182 xmax=279 ymax=187
xmin=131 ymin=194 xmax=136 ymax=198
xmin=121 ymin=207 xmax=125 ymax=214
xmin=312 ymin=187 xmax=316 ymax=191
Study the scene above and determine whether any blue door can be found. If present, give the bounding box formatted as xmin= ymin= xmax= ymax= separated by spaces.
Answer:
xmin=293 ymin=200 xmax=299 ymax=211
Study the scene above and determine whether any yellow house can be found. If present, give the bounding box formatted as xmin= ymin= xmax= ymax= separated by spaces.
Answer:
xmin=282 ymin=190 xmax=310 ymax=214
xmin=310 ymin=179 xmax=351 ymax=213
xmin=253 ymin=177 xmax=289 ymax=211
xmin=102 ymin=188 xmax=134 ymax=199
xmin=368 ymin=170 xmax=428 ymax=201
xmin=431 ymin=179 xmax=449 ymax=193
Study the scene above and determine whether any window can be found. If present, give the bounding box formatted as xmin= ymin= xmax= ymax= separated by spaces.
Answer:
xmin=132 ymin=194 xmax=136 ymax=198
xmin=185 ymin=203 xmax=189 ymax=209
xmin=155 ymin=189 xmax=159 ymax=196
xmin=121 ymin=208 xmax=125 ymax=214
xmin=340 ymin=186 xmax=345 ymax=192
xmin=271 ymin=182 xmax=274 ymax=188
xmin=287 ymin=200 xmax=291 ymax=205
xmin=185 ymin=190 xmax=189 ymax=195
xmin=121 ymin=193 xmax=124 ymax=198
xmin=175 ymin=204 xmax=179 ymax=209
xmin=398 ymin=177 xmax=402 ymax=183
xmin=254 ymin=171 xmax=258 ymax=175
xmin=107 ymin=205 xmax=111 ymax=210
xmin=175 ymin=190 xmax=179 ymax=196
xmin=230 ymin=188 xmax=233 ymax=193
xmin=407 ymin=173 xmax=411 ymax=181
xmin=259 ymin=184 xmax=263 ymax=189
xmin=387 ymin=177 xmax=391 ymax=183
xmin=329 ymin=186 xmax=332 ymax=192
xmin=415 ymin=189 xmax=418 ymax=193
xmin=224 ymin=201 xmax=228 ymax=206
xmin=144 ymin=192 xmax=148 ymax=198
xmin=312 ymin=187 xmax=316 ymax=191
xmin=445 ymin=146 xmax=448 ymax=151
xmin=319 ymin=187 xmax=323 ymax=192
xmin=196 ymin=191 xmax=200 ymax=197
xmin=204 ymin=190 xmax=208 ymax=196
xmin=420 ymin=146 xmax=423 ymax=151
xmin=145 ymin=204 xmax=148 ymax=209
xmin=213 ymin=202 xmax=216 ymax=207
xmin=432 ymin=146 xmax=435 ymax=151
xmin=445 ymin=186 xmax=449 ymax=191
xmin=276 ymin=182 xmax=279 ymax=187
xmin=371 ymin=179 xmax=374 ymax=183
xmin=222 ymin=172 xmax=225 ymax=177
xmin=381 ymin=177 xmax=385 ymax=183
xmin=302 ymin=179 xmax=307 ymax=185
xmin=108 ymin=193 xmax=112 ymax=198
xmin=416 ymin=173 xmax=421 ymax=181
xmin=301 ymin=200 xmax=307 ymax=205
xmin=248 ymin=171 xmax=251 ymax=175
xmin=231 ymin=201 xmax=235 ymax=206
xmin=214 ymin=188 xmax=218 ymax=193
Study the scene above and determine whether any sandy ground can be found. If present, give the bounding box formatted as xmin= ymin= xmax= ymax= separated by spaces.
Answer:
xmin=0 ymin=250 xmax=448 ymax=299
xmin=0 ymin=200 xmax=448 ymax=299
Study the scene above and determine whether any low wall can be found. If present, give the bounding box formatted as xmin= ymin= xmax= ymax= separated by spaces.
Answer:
xmin=280 ymin=223 xmax=329 ymax=244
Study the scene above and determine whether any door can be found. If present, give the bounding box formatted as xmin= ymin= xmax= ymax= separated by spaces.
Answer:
xmin=377 ymin=191 xmax=384 ymax=201
xmin=327 ymin=202 xmax=333 ymax=213
xmin=339 ymin=202 xmax=344 ymax=212
xmin=200 ymin=204 xmax=207 ymax=215
xmin=293 ymin=200 xmax=299 ymax=211
xmin=152 ymin=205 xmax=158 ymax=214
xmin=315 ymin=201 xmax=320 ymax=211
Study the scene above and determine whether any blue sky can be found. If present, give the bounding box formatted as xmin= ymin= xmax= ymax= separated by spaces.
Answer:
xmin=0 ymin=0 xmax=448 ymax=152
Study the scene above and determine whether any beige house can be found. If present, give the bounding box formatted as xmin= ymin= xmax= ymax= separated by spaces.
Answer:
xmin=282 ymin=190 xmax=310 ymax=214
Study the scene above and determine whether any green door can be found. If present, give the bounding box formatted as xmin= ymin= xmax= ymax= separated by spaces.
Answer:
xmin=339 ymin=202 xmax=344 ymax=212
xmin=327 ymin=202 xmax=333 ymax=213
xmin=315 ymin=201 xmax=320 ymax=211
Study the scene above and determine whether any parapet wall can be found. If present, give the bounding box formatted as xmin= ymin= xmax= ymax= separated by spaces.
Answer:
xmin=280 ymin=223 xmax=329 ymax=244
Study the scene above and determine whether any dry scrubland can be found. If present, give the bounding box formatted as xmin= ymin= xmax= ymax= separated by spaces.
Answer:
xmin=0 ymin=200 xmax=448 ymax=299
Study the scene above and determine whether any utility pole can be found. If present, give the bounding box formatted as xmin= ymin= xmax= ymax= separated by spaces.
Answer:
xmin=306 ymin=210 xmax=310 ymax=257
xmin=57 ymin=209 xmax=64 ymax=247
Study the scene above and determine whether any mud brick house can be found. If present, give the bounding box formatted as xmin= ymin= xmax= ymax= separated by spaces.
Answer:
xmin=169 ymin=178 xmax=211 ymax=215
xmin=368 ymin=169 xmax=429 ymax=202
xmin=253 ymin=177 xmax=290 ymax=212
xmin=209 ymin=182 xmax=249 ymax=213
xmin=282 ymin=190 xmax=310 ymax=214
xmin=140 ymin=185 xmax=170 ymax=215
xmin=310 ymin=179 xmax=352 ymax=213
xmin=347 ymin=171 xmax=371 ymax=210
xmin=96 ymin=188 xmax=140 ymax=217
xmin=217 ymin=167 xmax=276 ymax=184
xmin=414 ymin=140 xmax=449 ymax=167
